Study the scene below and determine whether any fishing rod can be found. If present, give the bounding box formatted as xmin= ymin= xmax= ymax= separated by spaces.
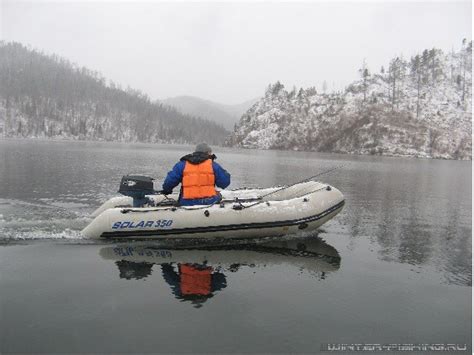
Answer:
xmin=256 ymin=164 xmax=346 ymax=200
xmin=227 ymin=164 xmax=346 ymax=210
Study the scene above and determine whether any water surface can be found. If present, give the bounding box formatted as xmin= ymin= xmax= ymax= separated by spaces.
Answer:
xmin=0 ymin=139 xmax=471 ymax=353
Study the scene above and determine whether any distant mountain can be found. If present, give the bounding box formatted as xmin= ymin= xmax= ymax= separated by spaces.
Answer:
xmin=216 ymin=98 xmax=260 ymax=120
xmin=163 ymin=96 xmax=259 ymax=130
xmin=0 ymin=42 xmax=228 ymax=144
xmin=228 ymin=41 xmax=472 ymax=160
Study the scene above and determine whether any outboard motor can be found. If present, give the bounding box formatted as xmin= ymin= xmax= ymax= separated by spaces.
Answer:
xmin=119 ymin=175 xmax=156 ymax=207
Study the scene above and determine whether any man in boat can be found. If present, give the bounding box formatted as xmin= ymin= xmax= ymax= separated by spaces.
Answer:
xmin=161 ymin=143 xmax=231 ymax=206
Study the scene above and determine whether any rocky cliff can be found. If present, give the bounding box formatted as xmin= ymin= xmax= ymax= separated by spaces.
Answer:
xmin=229 ymin=42 xmax=472 ymax=159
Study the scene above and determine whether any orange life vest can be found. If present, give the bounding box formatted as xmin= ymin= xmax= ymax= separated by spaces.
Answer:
xmin=182 ymin=159 xmax=217 ymax=199
xmin=179 ymin=264 xmax=212 ymax=296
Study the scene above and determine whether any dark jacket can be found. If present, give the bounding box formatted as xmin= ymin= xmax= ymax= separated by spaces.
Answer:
xmin=162 ymin=152 xmax=231 ymax=206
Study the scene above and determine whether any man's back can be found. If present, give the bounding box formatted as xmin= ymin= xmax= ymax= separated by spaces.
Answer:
xmin=162 ymin=144 xmax=230 ymax=206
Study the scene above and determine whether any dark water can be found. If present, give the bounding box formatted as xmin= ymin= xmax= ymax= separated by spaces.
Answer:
xmin=0 ymin=139 xmax=471 ymax=353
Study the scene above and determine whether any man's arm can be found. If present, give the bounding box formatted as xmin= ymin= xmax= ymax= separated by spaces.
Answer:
xmin=213 ymin=162 xmax=231 ymax=189
xmin=162 ymin=161 xmax=185 ymax=193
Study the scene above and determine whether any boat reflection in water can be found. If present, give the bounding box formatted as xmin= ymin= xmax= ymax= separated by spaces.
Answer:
xmin=100 ymin=235 xmax=341 ymax=308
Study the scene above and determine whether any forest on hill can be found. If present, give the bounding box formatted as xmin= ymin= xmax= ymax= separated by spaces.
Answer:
xmin=0 ymin=42 xmax=228 ymax=145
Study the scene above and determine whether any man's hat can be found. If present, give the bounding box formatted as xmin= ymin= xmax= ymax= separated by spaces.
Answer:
xmin=195 ymin=143 xmax=212 ymax=153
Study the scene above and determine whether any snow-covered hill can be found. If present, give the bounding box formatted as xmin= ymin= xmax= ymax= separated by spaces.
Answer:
xmin=229 ymin=43 xmax=472 ymax=160
xmin=0 ymin=42 xmax=228 ymax=145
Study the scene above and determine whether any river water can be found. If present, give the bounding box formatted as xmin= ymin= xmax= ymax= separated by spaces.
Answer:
xmin=0 ymin=139 xmax=471 ymax=353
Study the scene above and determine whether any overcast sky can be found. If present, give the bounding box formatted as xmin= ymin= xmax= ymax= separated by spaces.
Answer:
xmin=2 ymin=1 xmax=471 ymax=104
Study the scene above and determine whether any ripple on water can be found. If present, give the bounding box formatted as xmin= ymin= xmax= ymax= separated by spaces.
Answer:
xmin=0 ymin=197 xmax=92 ymax=241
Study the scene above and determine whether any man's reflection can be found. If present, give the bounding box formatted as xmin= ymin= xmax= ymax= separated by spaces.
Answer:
xmin=161 ymin=263 xmax=227 ymax=308
xmin=106 ymin=236 xmax=341 ymax=308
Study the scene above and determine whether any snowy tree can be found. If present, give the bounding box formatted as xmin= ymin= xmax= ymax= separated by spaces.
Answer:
xmin=388 ymin=56 xmax=407 ymax=110
xmin=460 ymin=39 xmax=472 ymax=104
xmin=410 ymin=54 xmax=423 ymax=118
xmin=358 ymin=59 xmax=371 ymax=103
xmin=322 ymin=80 xmax=328 ymax=94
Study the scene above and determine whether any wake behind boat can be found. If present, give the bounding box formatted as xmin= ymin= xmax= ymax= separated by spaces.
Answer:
xmin=81 ymin=177 xmax=345 ymax=240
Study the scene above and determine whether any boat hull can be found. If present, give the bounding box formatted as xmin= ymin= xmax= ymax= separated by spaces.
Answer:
xmin=82 ymin=181 xmax=345 ymax=240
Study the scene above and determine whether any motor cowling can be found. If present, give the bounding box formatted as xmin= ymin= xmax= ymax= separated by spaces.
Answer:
xmin=119 ymin=175 xmax=156 ymax=207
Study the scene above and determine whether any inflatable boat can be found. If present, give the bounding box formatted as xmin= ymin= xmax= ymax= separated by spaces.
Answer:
xmin=81 ymin=176 xmax=344 ymax=240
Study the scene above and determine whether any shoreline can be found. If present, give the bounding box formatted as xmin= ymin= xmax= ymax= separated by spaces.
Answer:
xmin=1 ymin=136 xmax=471 ymax=161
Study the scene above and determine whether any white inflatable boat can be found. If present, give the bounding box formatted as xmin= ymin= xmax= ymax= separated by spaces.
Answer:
xmin=81 ymin=179 xmax=344 ymax=240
